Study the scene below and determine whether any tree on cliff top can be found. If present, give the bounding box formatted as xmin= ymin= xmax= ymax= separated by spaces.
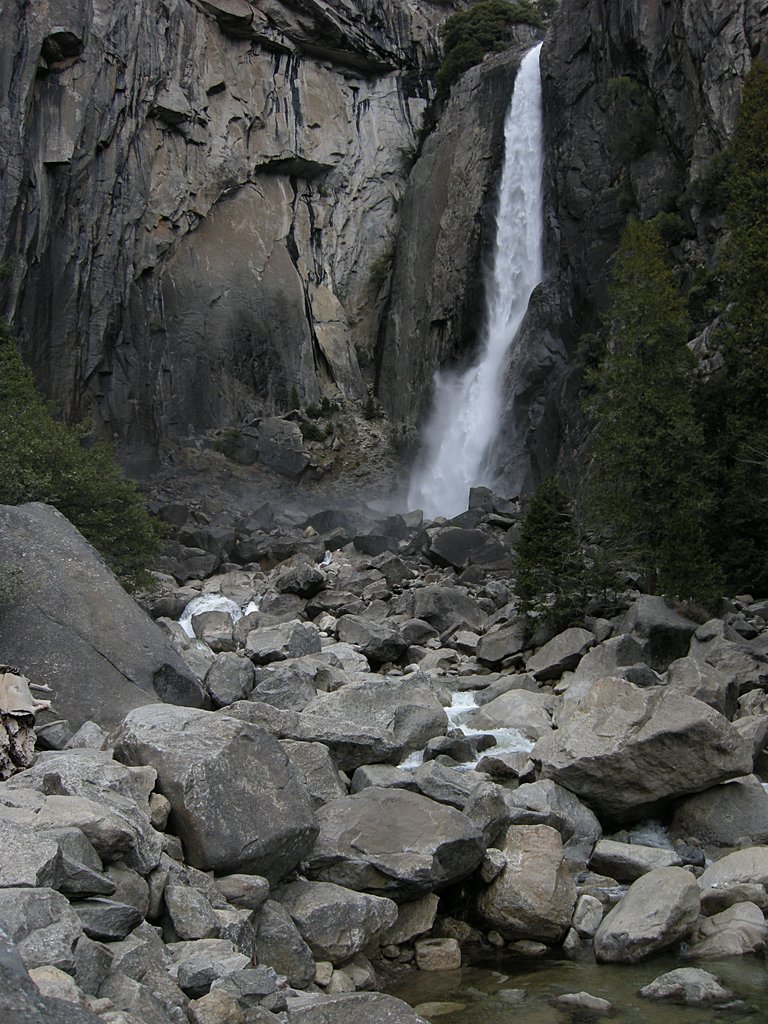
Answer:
xmin=700 ymin=61 xmax=768 ymax=595
xmin=436 ymin=1 xmax=541 ymax=98
xmin=0 ymin=320 xmax=165 ymax=589
xmin=584 ymin=218 xmax=718 ymax=604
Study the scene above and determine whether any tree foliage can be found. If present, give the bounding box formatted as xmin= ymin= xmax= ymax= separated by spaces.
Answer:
xmin=0 ymin=320 xmax=165 ymax=589
xmin=436 ymin=1 xmax=541 ymax=98
xmin=699 ymin=61 xmax=768 ymax=594
xmin=515 ymin=476 xmax=586 ymax=630
xmin=584 ymin=218 xmax=718 ymax=603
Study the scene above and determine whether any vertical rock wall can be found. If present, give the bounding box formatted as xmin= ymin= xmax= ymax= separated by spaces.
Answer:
xmin=0 ymin=0 xmax=451 ymax=465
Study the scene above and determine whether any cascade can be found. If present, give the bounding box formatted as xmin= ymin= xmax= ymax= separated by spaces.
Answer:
xmin=406 ymin=43 xmax=544 ymax=519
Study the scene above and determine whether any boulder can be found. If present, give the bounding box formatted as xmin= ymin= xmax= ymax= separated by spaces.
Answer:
xmin=533 ymin=677 xmax=752 ymax=822
xmin=276 ymin=880 xmax=397 ymax=964
xmin=427 ymin=529 xmax=507 ymax=569
xmin=336 ymin=616 xmax=408 ymax=665
xmin=251 ymin=901 xmax=316 ymax=990
xmin=589 ymin=840 xmax=681 ymax=882
xmin=279 ymin=740 xmax=348 ymax=809
xmin=476 ymin=824 xmax=576 ymax=943
xmin=593 ymin=867 xmax=700 ymax=963
xmin=698 ymin=847 xmax=768 ymax=908
xmin=689 ymin=619 xmax=768 ymax=694
xmin=408 ymin=586 xmax=488 ymax=633
xmin=619 ymin=596 xmax=698 ymax=670
xmin=503 ymin=779 xmax=602 ymax=860
xmin=165 ymin=884 xmax=220 ymax=940
xmin=245 ymin=621 xmax=322 ymax=665
xmin=670 ymin=775 xmax=768 ymax=847
xmin=465 ymin=689 xmax=554 ymax=741
xmin=287 ymin=992 xmax=431 ymax=1023
xmin=410 ymin=761 xmax=489 ymax=810
xmin=70 ymin=898 xmax=143 ymax=941
xmin=275 ymin=564 xmax=326 ymax=598
xmin=304 ymin=788 xmax=486 ymax=900
xmin=570 ymin=634 xmax=645 ymax=686
xmin=379 ymin=893 xmax=439 ymax=946
xmin=0 ymin=887 xmax=82 ymax=971
xmin=414 ymin=937 xmax=461 ymax=970
xmin=476 ymin=621 xmax=527 ymax=665
xmin=251 ymin=661 xmax=318 ymax=712
xmin=114 ymin=705 xmax=317 ymax=882
xmin=204 ymin=654 xmax=255 ymax=708
xmin=665 ymin=657 xmax=738 ymax=718
xmin=686 ymin=901 xmax=766 ymax=959
xmin=639 ymin=967 xmax=734 ymax=1004
xmin=257 ymin=418 xmax=309 ymax=477
xmin=526 ymin=628 xmax=595 ymax=680
xmin=0 ymin=503 xmax=205 ymax=731
xmin=0 ymin=822 xmax=62 ymax=889
xmin=214 ymin=874 xmax=269 ymax=912
xmin=302 ymin=676 xmax=447 ymax=760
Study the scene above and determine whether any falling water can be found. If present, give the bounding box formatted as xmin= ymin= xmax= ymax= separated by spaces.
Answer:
xmin=407 ymin=43 xmax=544 ymax=519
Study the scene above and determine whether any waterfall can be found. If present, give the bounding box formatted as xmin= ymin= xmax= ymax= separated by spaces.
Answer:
xmin=407 ymin=43 xmax=544 ymax=519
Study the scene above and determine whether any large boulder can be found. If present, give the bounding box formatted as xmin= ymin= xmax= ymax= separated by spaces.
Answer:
xmin=0 ymin=503 xmax=205 ymax=730
xmin=526 ymin=628 xmax=595 ymax=681
xmin=0 ymin=887 xmax=83 ymax=971
xmin=287 ymin=992 xmax=430 ymax=1024
xmin=476 ymin=621 xmax=528 ymax=665
xmin=114 ymin=705 xmax=317 ymax=882
xmin=407 ymin=586 xmax=488 ymax=633
xmin=336 ymin=616 xmax=409 ymax=665
xmin=688 ymin=619 xmax=768 ymax=694
xmin=276 ymin=880 xmax=397 ymax=964
xmin=476 ymin=824 xmax=576 ymax=943
xmin=504 ymin=779 xmax=602 ymax=863
xmin=304 ymin=788 xmax=486 ymax=901
xmin=466 ymin=689 xmax=554 ymax=741
xmin=302 ymin=676 xmax=447 ymax=761
xmin=619 ymin=596 xmax=698 ymax=671
xmin=698 ymin=847 xmax=768 ymax=909
xmin=593 ymin=867 xmax=700 ymax=963
xmin=685 ymin=902 xmax=766 ymax=959
xmin=426 ymin=528 xmax=507 ymax=569
xmin=533 ymin=677 xmax=752 ymax=822
xmin=670 ymin=776 xmax=768 ymax=847
xmin=589 ymin=840 xmax=681 ymax=882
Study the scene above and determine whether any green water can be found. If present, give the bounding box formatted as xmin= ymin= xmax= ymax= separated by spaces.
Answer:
xmin=388 ymin=952 xmax=768 ymax=1024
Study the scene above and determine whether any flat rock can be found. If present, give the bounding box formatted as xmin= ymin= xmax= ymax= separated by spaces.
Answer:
xmin=593 ymin=867 xmax=700 ymax=963
xmin=286 ymin=991 xmax=430 ymax=1023
xmin=639 ymin=967 xmax=734 ymax=1003
xmin=589 ymin=839 xmax=682 ymax=882
xmin=114 ymin=705 xmax=317 ymax=882
xmin=304 ymin=788 xmax=486 ymax=901
xmin=70 ymin=898 xmax=143 ymax=941
xmin=245 ymin=621 xmax=321 ymax=665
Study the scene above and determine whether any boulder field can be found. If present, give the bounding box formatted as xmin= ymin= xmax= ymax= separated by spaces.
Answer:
xmin=2 ymin=495 xmax=768 ymax=1021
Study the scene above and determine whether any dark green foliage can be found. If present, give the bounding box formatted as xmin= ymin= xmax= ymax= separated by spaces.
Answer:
xmin=649 ymin=211 xmax=688 ymax=248
xmin=436 ymin=1 xmax=542 ymax=98
xmin=0 ymin=321 xmax=166 ymax=589
xmin=584 ymin=218 xmax=719 ymax=604
xmin=700 ymin=62 xmax=768 ymax=594
xmin=300 ymin=420 xmax=326 ymax=443
xmin=685 ymin=148 xmax=734 ymax=213
xmin=602 ymin=76 xmax=658 ymax=161
xmin=515 ymin=477 xmax=586 ymax=630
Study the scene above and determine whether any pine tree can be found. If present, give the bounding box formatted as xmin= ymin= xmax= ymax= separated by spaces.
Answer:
xmin=584 ymin=218 xmax=718 ymax=603
xmin=702 ymin=61 xmax=768 ymax=594
xmin=515 ymin=476 xmax=585 ymax=630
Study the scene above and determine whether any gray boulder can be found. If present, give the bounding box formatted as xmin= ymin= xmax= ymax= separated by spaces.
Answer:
xmin=698 ymin=847 xmax=768 ymax=908
xmin=0 ymin=822 xmax=62 ymax=889
xmin=287 ymin=992 xmax=430 ymax=1023
xmin=670 ymin=775 xmax=768 ymax=847
xmin=114 ymin=705 xmax=317 ymax=882
xmin=275 ymin=563 xmax=326 ymax=598
xmin=0 ymin=503 xmax=205 ymax=731
xmin=279 ymin=740 xmax=348 ymax=809
xmin=665 ymin=657 xmax=738 ymax=718
xmin=337 ymin=616 xmax=408 ymax=665
xmin=466 ymin=689 xmax=554 ymax=741
xmin=689 ymin=619 xmax=768 ymax=694
xmin=589 ymin=839 xmax=681 ymax=882
xmin=245 ymin=621 xmax=322 ymax=665
xmin=504 ymin=780 xmax=602 ymax=862
xmin=526 ymin=628 xmax=595 ymax=681
xmin=304 ymin=788 xmax=486 ymax=900
xmin=476 ymin=621 xmax=527 ymax=665
xmin=204 ymin=654 xmax=255 ymax=708
xmin=619 ymin=596 xmax=698 ymax=670
xmin=534 ymin=677 xmax=752 ymax=822
xmin=257 ymin=418 xmax=309 ymax=478
xmin=251 ymin=661 xmax=319 ymax=712
xmin=70 ymin=898 xmax=143 ymax=941
xmin=639 ymin=967 xmax=734 ymax=1004
xmin=476 ymin=824 xmax=576 ymax=943
xmin=593 ymin=867 xmax=700 ymax=963
xmin=408 ymin=586 xmax=488 ymax=633
xmin=685 ymin=901 xmax=766 ymax=959
xmin=427 ymin=528 xmax=507 ymax=570
xmin=0 ymin=887 xmax=82 ymax=971
xmin=252 ymin=901 xmax=316 ymax=990
xmin=276 ymin=880 xmax=397 ymax=964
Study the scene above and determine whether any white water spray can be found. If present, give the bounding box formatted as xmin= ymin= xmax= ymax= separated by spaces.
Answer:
xmin=407 ymin=44 xmax=544 ymax=519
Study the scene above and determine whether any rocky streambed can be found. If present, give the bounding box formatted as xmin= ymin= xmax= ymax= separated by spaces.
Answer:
xmin=2 ymin=492 xmax=768 ymax=1023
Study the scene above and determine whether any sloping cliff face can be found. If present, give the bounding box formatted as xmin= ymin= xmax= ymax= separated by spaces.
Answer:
xmin=0 ymin=0 xmax=451 ymax=464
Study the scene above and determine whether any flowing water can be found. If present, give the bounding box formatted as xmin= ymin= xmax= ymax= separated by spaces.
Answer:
xmin=407 ymin=44 xmax=544 ymax=520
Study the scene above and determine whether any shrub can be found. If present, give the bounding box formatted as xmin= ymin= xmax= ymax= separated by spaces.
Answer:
xmin=436 ymin=1 xmax=542 ymax=98
xmin=300 ymin=420 xmax=326 ymax=443
xmin=0 ymin=320 xmax=166 ymax=589
xmin=602 ymin=76 xmax=657 ymax=161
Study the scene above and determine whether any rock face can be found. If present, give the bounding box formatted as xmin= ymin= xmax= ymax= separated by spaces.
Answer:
xmin=114 ymin=705 xmax=317 ymax=881
xmin=0 ymin=0 xmax=446 ymax=459
xmin=0 ymin=503 xmax=205 ymax=730
xmin=533 ymin=677 xmax=752 ymax=822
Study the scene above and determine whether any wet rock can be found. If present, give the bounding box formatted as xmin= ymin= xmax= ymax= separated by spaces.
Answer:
xmin=593 ymin=867 xmax=700 ymax=963
xmin=476 ymin=824 xmax=576 ymax=943
xmin=466 ymin=689 xmax=554 ymax=741
xmin=304 ymin=788 xmax=485 ymax=901
xmin=639 ymin=967 xmax=734 ymax=1003
xmin=533 ymin=676 xmax=752 ymax=822
xmin=557 ymin=992 xmax=612 ymax=1014
xmin=276 ymin=880 xmax=397 ymax=964
xmin=114 ymin=705 xmax=316 ymax=882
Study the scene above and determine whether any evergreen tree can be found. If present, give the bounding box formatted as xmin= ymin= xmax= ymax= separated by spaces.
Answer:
xmin=584 ymin=218 xmax=718 ymax=603
xmin=515 ymin=476 xmax=585 ymax=630
xmin=0 ymin=320 xmax=166 ymax=589
xmin=702 ymin=61 xmax=768 ymax=594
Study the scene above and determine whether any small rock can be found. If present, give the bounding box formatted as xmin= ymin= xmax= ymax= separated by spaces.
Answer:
xmin=557 ymin=992 xmax=613 ymax=1014
xmin=415 ymin=938 xmax=461 ymax=971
